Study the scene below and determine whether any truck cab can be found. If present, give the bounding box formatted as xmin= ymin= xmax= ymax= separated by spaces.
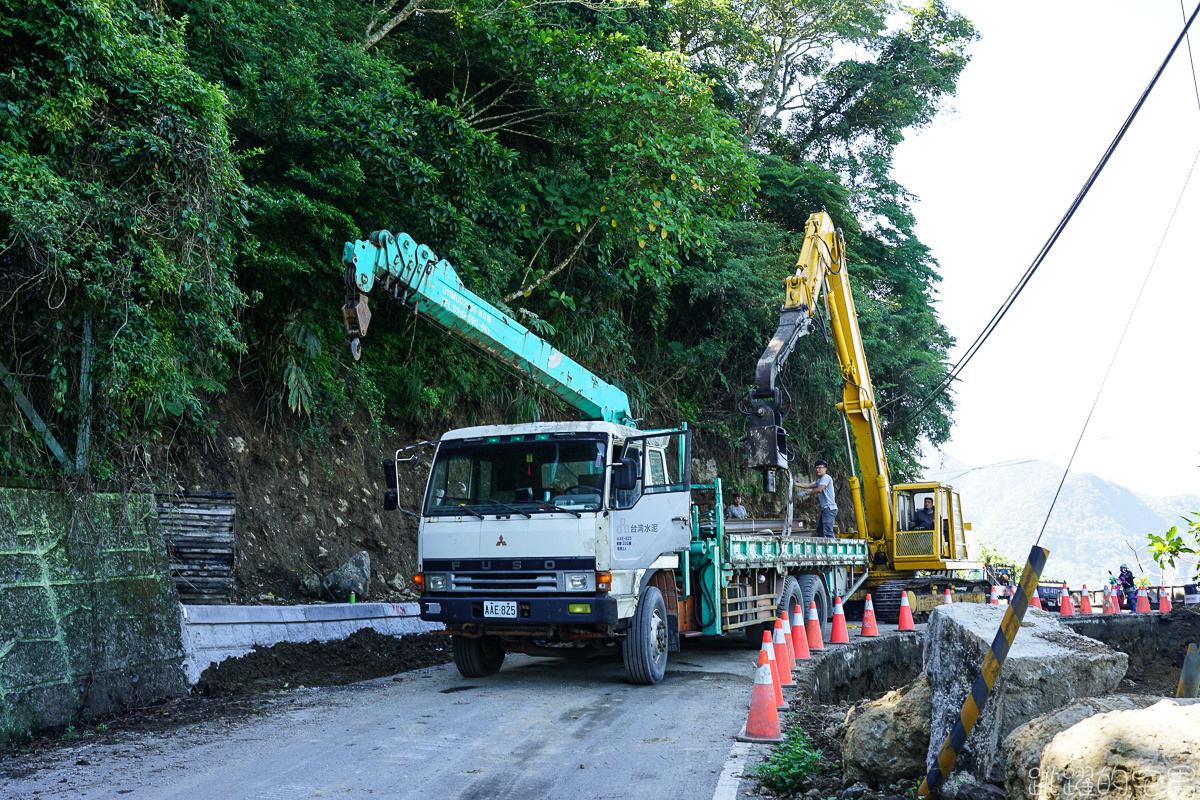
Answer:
xmin=415 ymin=421 xmax=691 ymax=644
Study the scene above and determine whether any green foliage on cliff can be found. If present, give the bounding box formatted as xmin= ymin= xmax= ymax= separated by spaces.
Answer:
xmin=1 ymin=0 xmax=976 ymax=486
xmin=1 ymin=0 xmax=247 ymax=481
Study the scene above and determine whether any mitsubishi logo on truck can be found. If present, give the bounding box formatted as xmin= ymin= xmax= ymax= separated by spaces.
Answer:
xmin=495 ymin=535 xmax=508 ymax=547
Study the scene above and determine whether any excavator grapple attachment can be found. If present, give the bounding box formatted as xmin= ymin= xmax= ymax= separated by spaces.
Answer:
xmin=342 ymin=292 xmax=371 ymax=361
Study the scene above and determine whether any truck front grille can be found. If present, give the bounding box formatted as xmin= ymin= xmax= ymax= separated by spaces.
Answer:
xmin=450 ymin=572 xmax=558 ymax=592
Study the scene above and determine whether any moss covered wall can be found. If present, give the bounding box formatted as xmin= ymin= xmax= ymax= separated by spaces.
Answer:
xmin=0 ymin=489 xmax=186 ymax=743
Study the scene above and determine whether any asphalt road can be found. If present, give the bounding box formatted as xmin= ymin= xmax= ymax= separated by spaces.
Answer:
xmin=4 ymin=640 xmax=771 ymax=800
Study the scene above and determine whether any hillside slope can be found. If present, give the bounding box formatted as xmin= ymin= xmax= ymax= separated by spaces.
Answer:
xmin=931 ymin=455 xmax=1199 ymax=586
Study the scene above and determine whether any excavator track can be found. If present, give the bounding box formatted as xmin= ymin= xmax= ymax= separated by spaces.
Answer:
xmin=870 ymin=577 xmax=991 ymax=624
xmin=871 ymin=581 xmax=908 ymax=625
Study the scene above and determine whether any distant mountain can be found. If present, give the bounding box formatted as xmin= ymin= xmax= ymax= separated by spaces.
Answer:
xmin=923 ymin=455 xmax=1200 ymax=588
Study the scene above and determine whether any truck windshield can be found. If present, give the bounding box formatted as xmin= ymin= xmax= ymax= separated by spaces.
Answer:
xmin=424 ymin=438 xmax=606 ymax=516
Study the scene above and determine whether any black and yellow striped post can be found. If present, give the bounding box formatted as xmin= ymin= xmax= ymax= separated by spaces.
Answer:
xmin=1178 ymin=643 xmax=1200 ymax=698
xmin=918 ymin=546 xmax=1049 ymax=797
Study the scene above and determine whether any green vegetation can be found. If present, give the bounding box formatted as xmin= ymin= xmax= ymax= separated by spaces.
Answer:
xmin=1 ymin=0 xmax=977 ymax=486
xmin=980 ymin=544 xmax=1022 ymax=584
xmin=751 ymin=724 xmax=823 ymax=793
xmin=1148 ymin=512 xmax=1200 ymax=580
xmin=1 ymin=0 xmax=246 ymax=481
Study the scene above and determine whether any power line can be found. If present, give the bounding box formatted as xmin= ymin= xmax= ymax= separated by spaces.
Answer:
xmin=1034 ymin=143 xmax=1200 ymax=546
xmin=894 ymin=0 xmax=1200 ymax=433
xmin=1182 ymin=0 xmax=1200 ymax=112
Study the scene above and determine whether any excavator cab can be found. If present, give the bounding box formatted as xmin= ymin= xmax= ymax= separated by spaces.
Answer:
xmin=891 ymin=482 xmax=974 ymax=569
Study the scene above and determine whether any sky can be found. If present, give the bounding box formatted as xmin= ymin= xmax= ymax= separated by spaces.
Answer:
xmin=891 ymin=0 xmax=1200 ymax=498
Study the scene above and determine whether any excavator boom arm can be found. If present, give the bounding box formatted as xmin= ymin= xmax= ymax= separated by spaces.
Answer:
xmin=341 ymin=230 xmax=634 ymax=426
xmin=746 ymin=213 xmax=841 ymax=479
xmin=747 ymin=211 xmax=893 ymax=535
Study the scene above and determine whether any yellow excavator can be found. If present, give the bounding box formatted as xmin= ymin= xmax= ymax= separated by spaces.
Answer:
xmin=746 ymin=211 xmax=985 ymax=621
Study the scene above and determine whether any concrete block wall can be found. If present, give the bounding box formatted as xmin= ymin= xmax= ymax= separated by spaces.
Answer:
xmin=0 ymin=489 xmax=187 ymax=743
xmin=180 ymin=602 xmax=443 ymax=684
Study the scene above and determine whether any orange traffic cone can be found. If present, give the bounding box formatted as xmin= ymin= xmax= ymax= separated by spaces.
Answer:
xmin=773 ymin=620 xmax=794 ymax=686
xmin=990 ymin=586 xmax=999 ymax=605
xmin=1160 ymin=586 xmax=1172 ymax=613
xmin=761 ymin=631 xmax=788 ymax=711
xmin=1103 ymin=586 xmax=1117 ymax=614
xmin=1060 ymin=584 xmax=1075 ymax=616
xmin=805 ymin=601 xmax=824 ymax=651
xmin=1080 ymin=585 xmax=1093 ymax=615
xmin=780 ymin=611 xmax=797 ymax=669
xmin=737 ymin=649 xmax=784 ymax=743
xmin=861 ymin=594 xmax=879 ymax=637
xmin=1136 ymin=587 xmax=1151 ymax=613
xmin=792 ymin=604 xmax=811 ymax=660
xmin=830 ymin=597 xmax=849 ymax=644
xmin=943 ymin=588 xmax=953 ymax=604
xmin=1030 ymin=588 xmax=1043 ymax=610
xmin=898 ymin=592 xmax=915 ymax=631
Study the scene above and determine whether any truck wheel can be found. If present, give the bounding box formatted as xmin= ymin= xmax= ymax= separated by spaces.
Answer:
xmin=777 ymin=576 xmax=803 ymax=625
xmin=797 ymin=574 xmax=831 ymax=640
xmin=452 ymin=634 xmax=505 ymax=678
xmin=624 ymin=585 xmax=668 ymax=685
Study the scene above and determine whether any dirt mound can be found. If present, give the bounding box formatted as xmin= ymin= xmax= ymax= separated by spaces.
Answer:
xmin=195 ymin=629 xmax=452 ymax=696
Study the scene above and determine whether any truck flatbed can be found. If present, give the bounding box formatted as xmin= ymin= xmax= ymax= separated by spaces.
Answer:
xmin=725 ymin=532 xmax=869 ymax=569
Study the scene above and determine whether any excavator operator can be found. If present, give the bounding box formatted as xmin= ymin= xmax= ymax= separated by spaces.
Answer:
xmin=913 ymin=497 xmax=935 ymax=530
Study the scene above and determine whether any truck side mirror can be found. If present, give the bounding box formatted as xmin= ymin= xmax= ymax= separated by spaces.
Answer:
xmin=613 ymin=457 xmax=639 ymax=491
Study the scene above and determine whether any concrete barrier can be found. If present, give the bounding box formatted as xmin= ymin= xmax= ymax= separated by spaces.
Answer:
xmin=180 ymin=602 xmax=444 ymax=684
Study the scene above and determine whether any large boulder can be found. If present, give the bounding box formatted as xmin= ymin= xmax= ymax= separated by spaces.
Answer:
xmin=842 ymin=672 xmax=933 ymax=787
xmin=924 ymin=604 xmax=1127 ymax=784
xmin=1030 ymin=698 xmax=1200 ymax=799
xmin=1001 ymin=696 xmax=1164 ymax=800
xmin=323 ymin=551 xmax=371 ymax=601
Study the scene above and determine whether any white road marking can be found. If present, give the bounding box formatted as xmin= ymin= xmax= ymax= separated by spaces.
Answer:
xmin=712 ymin=741 xmax=751 ymax=800
xmin=253 ymin=786 xmax=320 ymax=799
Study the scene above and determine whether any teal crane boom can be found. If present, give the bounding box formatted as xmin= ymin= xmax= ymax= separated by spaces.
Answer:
xmin=340 ymin=230 xmax=634 ymax=427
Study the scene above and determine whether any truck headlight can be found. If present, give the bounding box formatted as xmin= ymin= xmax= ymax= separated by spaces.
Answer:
xmin=565 ymin=572 xmax=591 ymax=591
xmin=426 ymin=573 xmax=448 ymax=591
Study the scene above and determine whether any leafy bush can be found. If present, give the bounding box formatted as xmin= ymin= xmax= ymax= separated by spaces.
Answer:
xmin=752 ymin=725 xmax=824 ymax=794
xmin=1148 ymin=512 xmax=1200 ymax=580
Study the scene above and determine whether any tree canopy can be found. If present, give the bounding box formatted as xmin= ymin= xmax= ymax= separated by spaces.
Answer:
xmin=1 ymin=0 xmax=977 ymax=489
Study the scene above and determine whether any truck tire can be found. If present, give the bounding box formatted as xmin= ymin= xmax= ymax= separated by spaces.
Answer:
xmin=777 ymin=575 xmax=803 ymax=623
xmin=797 ymin=574 xmax=831 ymax=640
xmin=452 ymin=634 xmax=505 ymax=678
xmin=624 ymin=585 xmax=668 ymax=685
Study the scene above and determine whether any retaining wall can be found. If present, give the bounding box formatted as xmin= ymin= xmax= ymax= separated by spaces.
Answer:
xmin=0 ymin=489 xmax=186 ymax=743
